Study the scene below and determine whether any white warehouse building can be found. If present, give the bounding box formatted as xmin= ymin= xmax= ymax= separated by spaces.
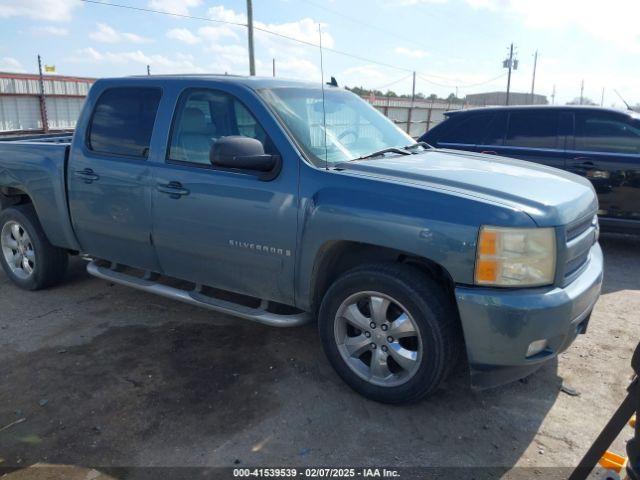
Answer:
xmin=0 ymin=72 xmax=94 ymax=133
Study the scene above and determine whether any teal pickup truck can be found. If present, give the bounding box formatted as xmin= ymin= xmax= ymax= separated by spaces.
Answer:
xmin=0 ymin=75 xmax=602 ymax=403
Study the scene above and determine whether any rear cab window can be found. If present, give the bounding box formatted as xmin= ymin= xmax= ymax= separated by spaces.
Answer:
xmin=87 ymin=87 xmax=162 ymax=158
xmin=480 ymin=112 xmax=507 ymax=146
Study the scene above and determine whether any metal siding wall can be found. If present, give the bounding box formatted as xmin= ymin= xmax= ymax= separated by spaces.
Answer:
xmin=0 ymin=75 xmax=93 ymax=132
xmin=0 ymin=96 xmax=42 ymax=131
xmin=45 ymin=96 xmax=85 ymax=130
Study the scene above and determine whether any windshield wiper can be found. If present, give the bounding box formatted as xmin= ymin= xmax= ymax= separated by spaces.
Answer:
xmin=403 ymin=141 xmax=434 ymax=153
xmin=351 ymin=147 xmax=411 ymax=161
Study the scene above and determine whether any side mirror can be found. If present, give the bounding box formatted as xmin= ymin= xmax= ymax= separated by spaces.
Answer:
xmin=210 ymin=136 xmax=280 ymax=180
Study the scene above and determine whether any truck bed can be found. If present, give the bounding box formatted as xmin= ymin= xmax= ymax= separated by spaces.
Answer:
xmin=0 ymin=132 xmax=74 ymax=143
xmin=0 ymin=137 xmax=79 ymax=251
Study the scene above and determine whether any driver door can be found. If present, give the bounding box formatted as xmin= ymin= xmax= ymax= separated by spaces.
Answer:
xmin=151 ymin=88 xmax=298 ymax=305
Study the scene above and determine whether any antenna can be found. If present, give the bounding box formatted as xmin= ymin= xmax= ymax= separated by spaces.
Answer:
xmin=614 ymin=89 xmax=633 ymax=111
xmin=318 ymin=23 xmax=329 ymax=171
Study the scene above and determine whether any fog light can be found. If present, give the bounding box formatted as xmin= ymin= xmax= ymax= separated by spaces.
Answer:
xmin=526 ymin=339 xmax=548 ymax=358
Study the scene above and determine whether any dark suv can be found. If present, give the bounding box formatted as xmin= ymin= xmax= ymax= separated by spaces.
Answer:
xmin=420 ymin=106 xmax=640 ymax=233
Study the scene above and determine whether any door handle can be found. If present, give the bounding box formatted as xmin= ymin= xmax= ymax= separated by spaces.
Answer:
xmin=74 ymin=168 xmax=100 ymax=183
xmin=156 ymin=181 xmax=190 ymax=199
xmin=571 ymin=157 xmax=595 ymax=168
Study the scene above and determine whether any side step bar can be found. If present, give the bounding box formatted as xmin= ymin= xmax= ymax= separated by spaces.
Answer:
xmin=86 ymin=260 xmax=312 ymax=328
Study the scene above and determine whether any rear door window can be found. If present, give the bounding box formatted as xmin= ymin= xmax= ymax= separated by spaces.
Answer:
xmin=481 ymin=112 xmax=507 ymax=146
xmin=575 ymin=112 xmax=640 ymax=154
xmin=88 ymin=87 xmax=161 ymax=158
xmin=505 ymin=110 xmax=560 ymax=149
xmin=438 ymin=114 xmax=493 ymax=145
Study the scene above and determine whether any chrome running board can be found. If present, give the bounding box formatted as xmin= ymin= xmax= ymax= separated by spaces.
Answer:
xmin=86 ymin=260 xmax=312 ymax=328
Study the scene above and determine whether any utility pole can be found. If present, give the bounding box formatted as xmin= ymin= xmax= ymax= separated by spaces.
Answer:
xmin=37 ymin=54 xmax=49 ymax=134
xmin=503 ymin=43 xmax=517 ymax=106
xmin=246 ymin=0 xmax=255 ymax=76
xmin=551 ymin=84 xmax=556 ymax=105
xmin=601 ymin=87 xmax=605 ymax=107
xmin=272 ymin=58 xmax=275 ymax=77
xmin=146 ymin=64 xmax=151 ymax=76
xmin=580 ymin=79 xmax=584 ymax=105
xmin=530 ymin=50 xmax=538 ymax=105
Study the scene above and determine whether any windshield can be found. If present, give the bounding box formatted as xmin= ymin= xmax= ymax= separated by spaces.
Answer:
xmin=259 ymin=87 xmax=415 ymax=166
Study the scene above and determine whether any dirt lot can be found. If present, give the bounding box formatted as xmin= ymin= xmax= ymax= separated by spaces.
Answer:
xmin=0 ymin=234 xmax=638 ymax=479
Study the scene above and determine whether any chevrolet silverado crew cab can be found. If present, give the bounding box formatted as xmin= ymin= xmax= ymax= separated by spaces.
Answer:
xmin=0 ymin=76 xmax=603 ymax=403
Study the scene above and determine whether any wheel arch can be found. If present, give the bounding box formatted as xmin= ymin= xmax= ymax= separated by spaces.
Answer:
xmin=308 ymin=240 xmax=458 ymax=313
xmin=0 ymin=187 xmax=34 ymax=211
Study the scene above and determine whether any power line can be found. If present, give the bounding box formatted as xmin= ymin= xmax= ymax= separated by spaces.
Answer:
xmin=79 ymin=0 xmax=246 ymax=26
xmin=78 ymin=0 xmax=504 ymax=89
xmin=373 ymin=73 xmax=413 ymax=91
xmin=79 ymin=0 xmax=414 ymax=73
xmin=417 ymin=72 xmax=506 ymax=90
xmin=298 ymin=0 xmax=422 ymax=47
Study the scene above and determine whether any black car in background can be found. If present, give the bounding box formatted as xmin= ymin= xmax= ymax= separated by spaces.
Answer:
xmin=420 ymin=106 xmax=640 ymax=233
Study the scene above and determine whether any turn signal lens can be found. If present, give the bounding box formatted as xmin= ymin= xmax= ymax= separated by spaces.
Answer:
xmin=475 ymin=226 xmax=556 ymax=287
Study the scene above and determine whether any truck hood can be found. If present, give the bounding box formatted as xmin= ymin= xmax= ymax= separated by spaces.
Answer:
xmin=336 ymin=149 xmax=597 ymax=227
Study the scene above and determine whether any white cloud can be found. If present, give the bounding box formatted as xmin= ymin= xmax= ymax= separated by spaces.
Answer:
xmin=32 ymin=25 xmax=69 ymax=36
xmin=341 ymin=65 xmax=389 ymax=87
xmin=276 ymin=58 xmax=319 ymax=80
xmin=69 ymin=47 xmax=206 ymax=74
xmin=465 ymin=0 xmax=640 ymax=51
xmin=394 ymin=47 xmax=429 ymax=59
xmin=77 ymin=47 xmax=104 ymax=61
xmin=90 ymin=23 xmax=152 ymax=44
xmin=206 ymin=6 xmax=334 ymax=48
xmin=386 ymin=0 xmax=447 ymax=5
xmin=154 ymin=6 xmax=334 ymax=80
xmin=0 ymin=0 xmax=78 ymax=21
xmin=207 ymin=5 xmax=246 ymax=24
xmin=0 ymin=57 xmax=26 ymax=73
xmin=167 ymin=28 xmax=201 ymax=45
xmin=198 ymin=25 xmax=240 ymax=44
xmin=465 ymin=0 xmax=499 ymax=9
xmin=148 ymin=0 xmax=202 ymax=16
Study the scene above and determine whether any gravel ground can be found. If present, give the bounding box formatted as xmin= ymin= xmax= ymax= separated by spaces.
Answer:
xmin=0 ymin=233 xmax=638 ymax=479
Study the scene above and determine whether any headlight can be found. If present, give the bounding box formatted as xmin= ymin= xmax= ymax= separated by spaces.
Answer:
xmin=475 ymin=226 xmax=556 ymax=287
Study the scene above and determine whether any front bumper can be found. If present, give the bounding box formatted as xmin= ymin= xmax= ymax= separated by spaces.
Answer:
xmin=455 ymin=243 xmax=603 ymax=389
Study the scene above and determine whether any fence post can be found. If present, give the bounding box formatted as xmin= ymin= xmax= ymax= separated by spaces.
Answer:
xmin=426 ymin=107 xmax=432 ymax=133
xmin=37 ymin=54 xmax=49 ymax=134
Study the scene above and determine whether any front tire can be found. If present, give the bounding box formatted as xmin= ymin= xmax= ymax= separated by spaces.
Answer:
xmin=0 ymin=205 xmax=68 ymax=290
xmin=318 ymin=263 xmax=460 ymax=404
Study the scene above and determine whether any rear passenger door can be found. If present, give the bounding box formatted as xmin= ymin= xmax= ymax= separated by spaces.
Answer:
xmin=566 ymin=111 xmax=640 ymax=220
xmin=68 ymin=86 xmax=162 ymax=271
xmin=479 ymin=109 xmax=570 ymax=170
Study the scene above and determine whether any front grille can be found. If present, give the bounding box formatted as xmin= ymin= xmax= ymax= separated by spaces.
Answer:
xmin=563 ymin=215 xmax=597 ymax=284
xmin=566 ymin=216 xmax=593 ymax=242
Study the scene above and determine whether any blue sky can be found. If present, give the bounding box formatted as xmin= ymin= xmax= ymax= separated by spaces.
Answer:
xmin=0 ymin=0 xmax=638 ymax=106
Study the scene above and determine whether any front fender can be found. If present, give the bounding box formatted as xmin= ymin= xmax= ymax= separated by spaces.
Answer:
xmin=295 ymin=167 xmax=535 ymax=310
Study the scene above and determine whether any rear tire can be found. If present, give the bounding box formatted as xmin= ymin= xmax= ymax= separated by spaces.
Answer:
xmin=318 ymin=263 xmax=460 ymax=404
xmin=0 ymin=205 xmax=68 ymax=290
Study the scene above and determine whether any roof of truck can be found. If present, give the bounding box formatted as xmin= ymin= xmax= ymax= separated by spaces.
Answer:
xmin=118 ymin=74 xmax=331 ymax=90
